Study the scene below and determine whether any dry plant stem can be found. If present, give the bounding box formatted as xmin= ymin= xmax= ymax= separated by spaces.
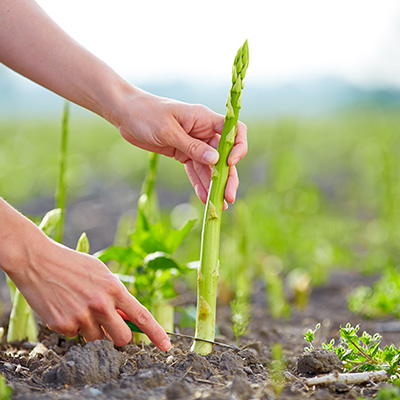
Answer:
xmin=305 ymin=370 xmax=387 ymax=386
xmin=191 ymin=41 xmax=249 ymax=355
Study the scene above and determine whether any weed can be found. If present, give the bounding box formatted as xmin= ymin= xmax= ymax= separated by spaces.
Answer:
xmin=303 ymin=323 xmax=321 ymax=350
xmin=304 ymin=323 xmax=400 ymax=381
xmin=230 ymin=297 xmax=251 ymax=347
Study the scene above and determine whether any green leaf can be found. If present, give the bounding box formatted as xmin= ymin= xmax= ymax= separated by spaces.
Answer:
xmin=164 ymin=219 xmax=196 ymax=253
xmin=97 ymin=246 xmax=141 ymax=266
xmin=143 ymin=252 xmax=180 ymax=272
xmin=370 ymin=341 xmax=381 ymax=358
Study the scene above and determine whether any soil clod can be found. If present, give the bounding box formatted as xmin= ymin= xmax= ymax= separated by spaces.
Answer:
xmin=297 ymin=349 xmax=343 ymax=376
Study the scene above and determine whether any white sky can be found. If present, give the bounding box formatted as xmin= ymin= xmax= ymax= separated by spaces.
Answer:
xmin=35 ymin=0 xmax=400 ymax=88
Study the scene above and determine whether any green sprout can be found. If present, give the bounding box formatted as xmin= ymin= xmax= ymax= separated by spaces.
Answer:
xmin=76 ymin=232 xmax=90 ymax=254
xmin=264 ymin=262 xmax=291 ymax=320
xmin=270 ymin=343 xmax=286 ymax=396
xmin=303 ymin=322 xmax=321 ymax=350
xmin=348 ymin=266 xmax=400 ymax=319
xmin=230 ymin=297 xmax=251 ymax=347
xmin=191 ymin=40 xmax=249 ymax=355
xmin=0 ymin=374 xmax=13 ymax=400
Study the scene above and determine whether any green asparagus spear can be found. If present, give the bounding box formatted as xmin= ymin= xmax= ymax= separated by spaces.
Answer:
xmin=191 ymin=40 xmax=249 ymax=355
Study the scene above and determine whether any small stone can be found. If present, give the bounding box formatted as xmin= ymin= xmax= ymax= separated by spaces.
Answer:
xmin=243 ymin=366 xmax=253 ymax=374
xmin=238 ymin=349 xmax=258 ymax=365
xmin=137 ymin=370 xmax=153 ymax=380
xmin=87 ymin=388 xmax=102 ymax=396
xmin=166 ymin=355 xmax=174 ymax=365
xmin=3 ymin=363 xmax=14 ymax=372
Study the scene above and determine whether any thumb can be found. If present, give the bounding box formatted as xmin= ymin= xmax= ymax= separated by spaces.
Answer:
xmin=171 ymin=128 xmax=220 ymax=165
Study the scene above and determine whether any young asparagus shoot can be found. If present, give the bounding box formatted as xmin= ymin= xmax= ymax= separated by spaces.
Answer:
xmin=191 ymin=40 xmax=249 ymax=355
xmin=76 ymin=232 xmax=90 ymax=254
xmin=55 ymin=101 xmax=70 ymax=243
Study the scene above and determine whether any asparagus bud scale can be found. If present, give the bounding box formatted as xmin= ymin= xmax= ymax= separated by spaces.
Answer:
xmin=191 ymin=41 xmax=249 ymax=355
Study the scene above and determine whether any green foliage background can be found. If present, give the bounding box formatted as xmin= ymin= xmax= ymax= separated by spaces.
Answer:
xmin=1 ymin=107 xmax=400 ymax=295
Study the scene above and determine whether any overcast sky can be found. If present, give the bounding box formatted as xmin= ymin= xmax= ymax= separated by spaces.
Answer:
xmin=18 ymin=1 xmax=400 ymax=89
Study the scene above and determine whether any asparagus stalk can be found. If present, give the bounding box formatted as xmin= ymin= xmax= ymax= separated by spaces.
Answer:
xmin=136 ymin=152 xmax=160 ymax=231
xmin=55 ymin=101 xmax=70 ymax=243
xmin=191 ymin=40 xmax=249 ymax=355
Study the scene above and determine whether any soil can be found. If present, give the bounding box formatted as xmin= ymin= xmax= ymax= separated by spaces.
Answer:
xmin=1 ymin=270 xmax=398 ymax=400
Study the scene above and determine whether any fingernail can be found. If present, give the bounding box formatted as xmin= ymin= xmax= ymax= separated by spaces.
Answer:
xmin=160 ymin=338 xmax=171 ymax=351
xmin=203 ymin=150 xmax=219 ymax=165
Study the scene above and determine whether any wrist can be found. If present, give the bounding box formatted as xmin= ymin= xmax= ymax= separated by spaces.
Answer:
xmin=0 ymin=199 xmax=48 ymax=282
xmin=104 ymin=79 xmax=143 ymax=128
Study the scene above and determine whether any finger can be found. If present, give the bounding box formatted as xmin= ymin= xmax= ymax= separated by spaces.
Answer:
xmin=117 ymin=296 xmax=171 ymax=351
xmin=224 ymin=166 xmax=239 ymax=204
xmin=96 ymin=310 xmax=133 ymax=347
xmin=80 ymin=323 xmax=105 ymax=343
xmin=169 ymin=124 xmax=220 ymax=166
xmin=175 ymin=133 xmax=220 ymax=164
xmin=185 ymin=161 xmax=208 ymax=203
xmin=208 ymin=134 xmax=220 ymax=150
xmin=228 ymin=122 xmax=248 ymax=166
xmin=193 ymin=161 xmax=212 ymax=196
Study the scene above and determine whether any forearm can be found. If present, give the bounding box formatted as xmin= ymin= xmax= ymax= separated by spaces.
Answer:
xmin=0 ymin=0 xmax=130 ymax=123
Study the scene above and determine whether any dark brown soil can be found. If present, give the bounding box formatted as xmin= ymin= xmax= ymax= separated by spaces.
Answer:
xmin=0 ymin=270 xmax=398 ymax=399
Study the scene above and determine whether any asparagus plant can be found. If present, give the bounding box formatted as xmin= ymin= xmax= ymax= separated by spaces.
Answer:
xmin=191 ymin=40 xmax=249 ymax=355
xmin=55 ymin=101 xmax=70 ymax=243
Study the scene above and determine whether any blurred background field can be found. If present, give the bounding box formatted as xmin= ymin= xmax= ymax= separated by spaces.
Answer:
xmin=1 ymin=106 xmax=399 ymax=276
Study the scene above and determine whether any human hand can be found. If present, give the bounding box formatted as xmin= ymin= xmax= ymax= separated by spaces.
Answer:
xmin=110 ymin=87 xmax=247 ymax=206
xmin=8 ymin=234 xmax=171 ymax=350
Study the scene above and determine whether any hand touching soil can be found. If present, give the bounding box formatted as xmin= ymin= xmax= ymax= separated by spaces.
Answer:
xmin=0 ymin=199 xmax=171 ymax=350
